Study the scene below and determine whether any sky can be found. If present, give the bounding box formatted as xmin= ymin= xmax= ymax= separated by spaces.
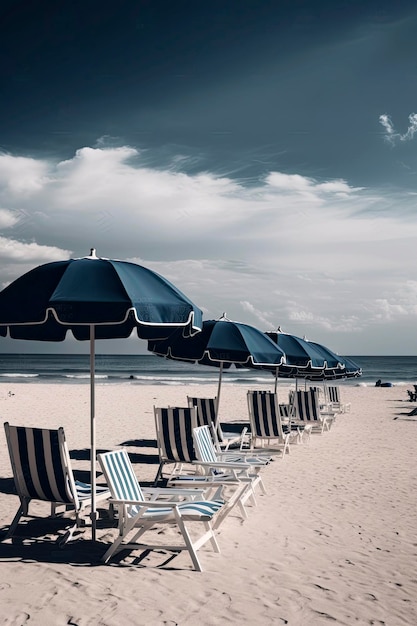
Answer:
xmin=1 ymin=0 xmax=417 ymax=355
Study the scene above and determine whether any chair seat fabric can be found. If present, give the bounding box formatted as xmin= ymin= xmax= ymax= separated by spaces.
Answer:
xmin=127 ymin=499 xmax=224 ymax=520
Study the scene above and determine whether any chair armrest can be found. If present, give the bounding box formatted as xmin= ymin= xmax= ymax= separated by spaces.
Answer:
xmin=142 ymin=487 xmax=206 ymax=499
xmin=192 ymin=460 xmax=264 ymax=470
xmin=109 ymin=498 xmax=189 ymax=508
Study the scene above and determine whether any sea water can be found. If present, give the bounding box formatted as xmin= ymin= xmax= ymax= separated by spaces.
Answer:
xmin=0 ymin=354 xmax=415 ymax=387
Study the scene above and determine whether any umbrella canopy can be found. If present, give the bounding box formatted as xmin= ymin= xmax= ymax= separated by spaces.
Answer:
xmin=149 ymin=315 xmax=286 ymax=422
xmin=265 ymin=330 xmax=329 ymax=373
xmin=265 ymin=329 xmax=362 ymax=389
xmin=0 ymin=249 xmax=203 ymax=539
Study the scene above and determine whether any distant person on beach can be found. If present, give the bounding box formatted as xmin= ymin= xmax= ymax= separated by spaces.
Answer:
xmin=375 ymin=379 xmax=392 ymax=387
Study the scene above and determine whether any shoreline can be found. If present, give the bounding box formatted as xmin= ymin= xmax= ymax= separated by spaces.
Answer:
xmin=0 ymin=382 xmax=416 ymax=624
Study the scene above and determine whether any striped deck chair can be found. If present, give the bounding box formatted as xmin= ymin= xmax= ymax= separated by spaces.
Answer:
xmin=98 ymin=449 xmax=224 ymax=571
xmin=153 ymin=406 xmax=255 ymax=522
xmin=247 ymin=390 xmax=299 ymax=455
xmin=154 ymin=406 xmax=198 ymax=484
xmin=326 ymin=386 xmax=351 ymax=414
xmin=278 ymin=402 xmax=312 ymax=443
xmin=3 ymin=422 xmax=110 ymax=544
xmin=192 ymin=425 xmax=268 ymax=500
xmin=294 ymin=390 xmax=335 ymax=433
xmin=187 ymin=396 xmax=249 ymax=451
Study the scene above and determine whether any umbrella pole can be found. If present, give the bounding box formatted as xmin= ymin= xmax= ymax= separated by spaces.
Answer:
xmin=90 ymin=325 xmax=97 ymax=542
xmin=214 ymin=362 xmax=223 ymax=427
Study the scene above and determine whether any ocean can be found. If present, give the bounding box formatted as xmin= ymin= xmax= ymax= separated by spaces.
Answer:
xmin=0 ymin=354 xmax=415 ymax=387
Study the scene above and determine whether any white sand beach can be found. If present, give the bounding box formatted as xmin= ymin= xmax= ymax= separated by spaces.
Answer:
xmin=0 ymin=382 xmax=416 ymax=625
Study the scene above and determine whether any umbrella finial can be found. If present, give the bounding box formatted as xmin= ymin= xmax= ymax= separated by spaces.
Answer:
xmin=277 ymin=325 xmax=283 ymax=333
xmin=219 ymin=312 xmax=230 ymax=321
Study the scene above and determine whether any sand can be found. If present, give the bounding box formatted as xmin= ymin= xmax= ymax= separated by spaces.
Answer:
xmin=0 ymin=381 xmax=416 ymax=625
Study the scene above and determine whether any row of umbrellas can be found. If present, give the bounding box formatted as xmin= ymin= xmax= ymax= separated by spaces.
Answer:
xmin=0 ymin=250 xmax=361 ymax=539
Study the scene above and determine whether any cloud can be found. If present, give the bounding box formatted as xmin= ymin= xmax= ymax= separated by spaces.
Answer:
xmin=0 ymin=144 xmax=417 ymax=353
xmin=379 ymin=112 xmax=417 ymax=145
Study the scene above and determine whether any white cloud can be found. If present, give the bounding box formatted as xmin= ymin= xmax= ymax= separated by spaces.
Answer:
xmin=0 ymin=144 xmax=417 ymax=353
xmin=379 ymin=112 xmax=417 ymax=145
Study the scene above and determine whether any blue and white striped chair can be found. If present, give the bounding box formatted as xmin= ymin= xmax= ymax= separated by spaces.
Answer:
xmin=192 ymin=425 xmax=268 ymax=499
xmin=154 ymin=406 xmax=198 ymax=483
xmin=98 ymin=449 xmax=224 ymax=571
xmin=247 ymin=390 xmax=299 ymax=455
xmin=187 ymin=396 xmax=249 ymax=451
xmin=154 ymin=406 xmax=255 ymax=522
xmin=3 ymin=422 xmax=110 ymax=544
xmin=294 ymin=389 xmax=335 ymax=433
xmin=326 ymin=385 xmax=351 ymax=414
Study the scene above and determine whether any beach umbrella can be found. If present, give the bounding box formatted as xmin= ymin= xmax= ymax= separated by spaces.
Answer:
xmin=149 ymin=314 xmax=286 ymax=424
xmin=265 ymin=329 xmax=361 ymax=391
xmin=0 ymin=248 xmax=203 ymax=540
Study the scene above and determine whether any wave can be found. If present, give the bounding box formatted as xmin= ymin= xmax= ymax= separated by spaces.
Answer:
xmin=0 ymin=373 xmax=39 ymax=378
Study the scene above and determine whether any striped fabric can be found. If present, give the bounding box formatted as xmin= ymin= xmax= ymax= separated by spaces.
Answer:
xmin=192 ymin=425 xmax=219 ymax=464
xmin=6 ymin=424 xmax=75 ymax=505
xmin=188 ymin=397 xmax=217 ymax=428
xmin=187 ymin=396 xmax=247 ymax=450
xmin=295 ymin=389 xmax=321 ymax=422
xmin=327 ymin=386 xmax=340 ymax=403
xmin=247 ymin=391 xmax=282 ymax=439
xmin=247 ymin=391 xmax=297 ymax=454
xmin=294 ymin=389 xmax=332 ymax=433
xmin=155 ymin=407 xmax=197 ymax=464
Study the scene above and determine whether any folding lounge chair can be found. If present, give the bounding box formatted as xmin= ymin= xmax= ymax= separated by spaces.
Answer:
xmin=192 ymin=425 xmax=269 ymax=500
xmin=154 ymin=406 xmax=198 ymax=484
xmin=98 ymin=449 xmax=224 ymax=571
xmin=326 ymin=385 xmax=351 ymax=414
xmin=294 ymin=390 xmax=335 ymax=434
xmin=247 ymin=390 xmax=299 ymax=455
xmin=154 ymin=406 xmax=255 ymax=522
xmin=3 ymin=422 xmax=110 ymax=544
xmin=187 ymin=396 xmax=249 ymax=451
xmin=278 ymin=402 xmax=312 ymax=443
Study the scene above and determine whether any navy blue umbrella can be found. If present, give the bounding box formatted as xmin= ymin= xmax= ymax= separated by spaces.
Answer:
xmin=265 ymin=329 xmax=361 ymax=389
xmin=149 ymin=315 xmax=286 ymax=422
xmin=0 ymin=249 xmax=203 ymax=539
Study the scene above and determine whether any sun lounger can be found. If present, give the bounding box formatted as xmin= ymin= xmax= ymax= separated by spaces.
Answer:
xmin=3 ymin=422 xmax=110 ymax=544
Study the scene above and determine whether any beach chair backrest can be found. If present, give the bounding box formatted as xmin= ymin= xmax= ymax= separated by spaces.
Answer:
xmin=247 ymin=390 xmax=284 ymax=439
xmin=192 ymin=425 xmax=219 ymax=464
xmin=187 ymin=396 xmax=229 ymax=446
xmin=4 ymin=422 xmax=77 ymax=506
xmin=187 ymin=396 xmax=217 ymax=428
xmin=295 ymin=389 xmax=320 ymax=422
xmin=327 ymin=386 xmax=340 ymax=403
xmin=154 ymin=406 xmax=197 ymax=464
xmin=98 ymin=449 xmax=144 ymax=509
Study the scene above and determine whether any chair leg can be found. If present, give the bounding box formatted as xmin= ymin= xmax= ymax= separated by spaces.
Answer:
xmin=5 ymin=502 xmax=27 ymax=539
xmin=153 ymin=462 xmax=164 ymax=486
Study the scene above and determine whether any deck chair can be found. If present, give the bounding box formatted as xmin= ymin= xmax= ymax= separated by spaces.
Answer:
xmin=3 ymin=422 xmax=110 ymax=544
xmin=187 ymin=396 xmax=249 ymax=451
xmin=154 ymin=406 xmax=255 ymax=522
xmin=326 ymin=385 xmax=351 ymax=413
xmin=192 ymin=425 xmax=269 ymax=501
xmin=247 ymin=390 xmax=299 ymax=456
xmin=98 ymin=449 xmax=224 ymax=571
xmin=278 ymin=402 xmax=312 ymax=443
xmin=294 ymin=390 xmax=335 ymax=433
xmin=154 ymin=406 xmax=197 ymax=484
